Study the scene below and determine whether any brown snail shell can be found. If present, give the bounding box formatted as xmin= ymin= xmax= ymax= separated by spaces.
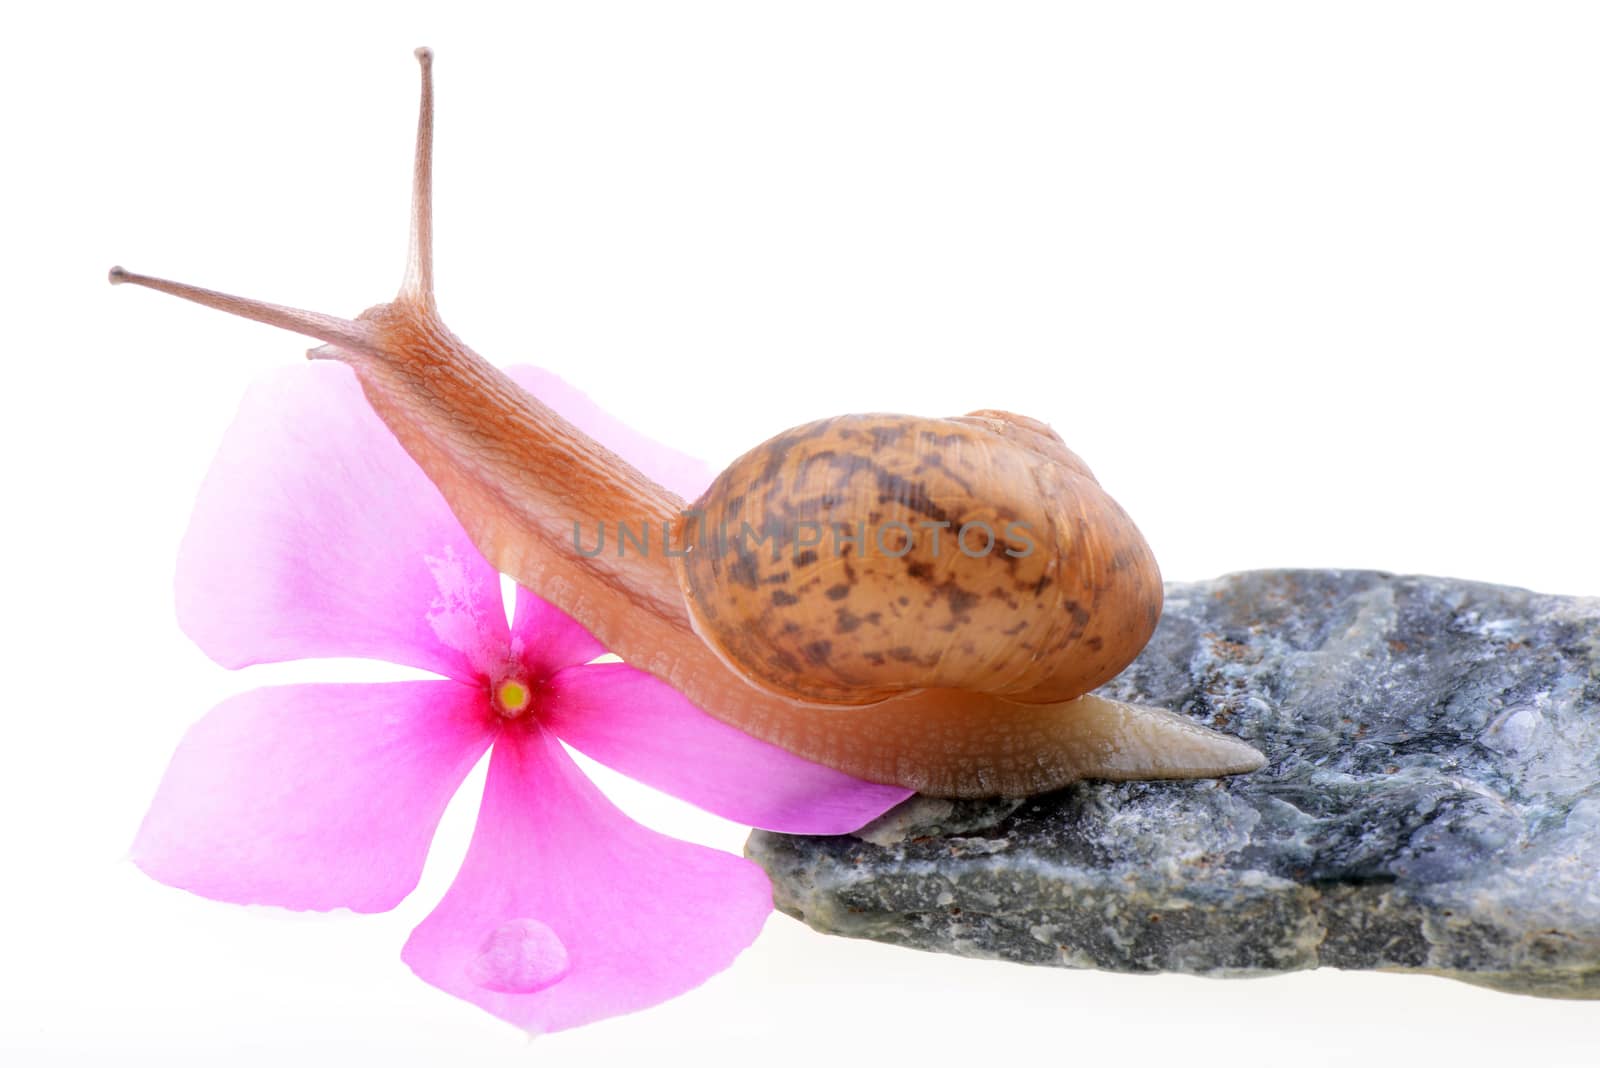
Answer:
xmin=677 ymin=412 xmax=1162 ymax=707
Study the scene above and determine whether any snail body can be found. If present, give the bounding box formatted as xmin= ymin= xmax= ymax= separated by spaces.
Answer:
xmin=111 ymin=50 xmax=1265 ymax=797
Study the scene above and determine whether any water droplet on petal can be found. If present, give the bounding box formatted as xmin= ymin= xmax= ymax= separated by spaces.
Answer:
xmin=468 ymin=918 xmax=569 ymax=994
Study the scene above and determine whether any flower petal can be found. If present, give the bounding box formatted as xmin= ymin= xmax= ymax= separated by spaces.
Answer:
xmin=508 ymin=590 xmax=607 ymax=677
xmin=544 ymin=662 xmax=913 ymax=834
xmin=177 ymin=361 xmax=509 ymax=680
xmin=401 ymin=726 xmax=772 ymax=1034
xmin=502 ymin=364 xmax=713 ymax=501
xmin=132 ymin=681 xmax=493 ymax=912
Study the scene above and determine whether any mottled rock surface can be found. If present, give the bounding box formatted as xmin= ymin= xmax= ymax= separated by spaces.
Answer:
xmin=747 ymin=570 xmax=1600 ymax=998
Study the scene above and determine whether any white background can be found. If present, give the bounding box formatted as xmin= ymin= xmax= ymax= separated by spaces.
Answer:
xmin=5 ymin=2 xmax=1598 ymax=1065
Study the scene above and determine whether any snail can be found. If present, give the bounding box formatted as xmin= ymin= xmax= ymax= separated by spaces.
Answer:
xmin=110 ymin=49 xmax=1266 ymax=798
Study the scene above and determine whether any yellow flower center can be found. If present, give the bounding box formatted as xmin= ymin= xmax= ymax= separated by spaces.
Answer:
xmin=495 ymin=677 xmax=533 ymax=718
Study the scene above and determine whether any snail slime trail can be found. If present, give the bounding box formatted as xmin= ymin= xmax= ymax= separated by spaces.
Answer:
xmin=110 ymin=49 xmax=1266 ymax=797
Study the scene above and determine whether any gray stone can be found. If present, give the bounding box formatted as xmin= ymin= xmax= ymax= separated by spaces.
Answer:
xmin=746 ymin=570 xmax=1600 ymax=998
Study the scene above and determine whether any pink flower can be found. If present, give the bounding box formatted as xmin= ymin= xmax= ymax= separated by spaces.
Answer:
xmin=132 ymin=360 xmax=911 ymax=1034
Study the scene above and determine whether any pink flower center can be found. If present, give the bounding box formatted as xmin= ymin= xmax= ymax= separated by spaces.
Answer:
xmin=492 ymin=674 xmax=536 ymax=719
